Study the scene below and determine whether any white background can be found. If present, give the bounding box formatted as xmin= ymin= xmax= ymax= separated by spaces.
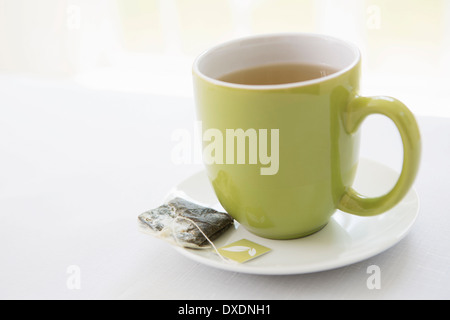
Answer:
xmin=1 ymin=0 xmax=449 ymax=116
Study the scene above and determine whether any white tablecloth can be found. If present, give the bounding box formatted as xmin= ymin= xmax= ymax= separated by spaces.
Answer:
xmin=0 ymin=76 xmax=449 ymax=300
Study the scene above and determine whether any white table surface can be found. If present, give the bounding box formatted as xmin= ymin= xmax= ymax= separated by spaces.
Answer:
xmin=1 ymin=75 xmax=449 ymax=300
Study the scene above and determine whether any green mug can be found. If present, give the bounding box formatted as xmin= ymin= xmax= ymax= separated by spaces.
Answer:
xmin=193 ymin=33 xmax=421 ymax=240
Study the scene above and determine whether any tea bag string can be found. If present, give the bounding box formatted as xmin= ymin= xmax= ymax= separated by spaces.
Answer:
xmin=172 ymin=216 xmax=236 ymax=264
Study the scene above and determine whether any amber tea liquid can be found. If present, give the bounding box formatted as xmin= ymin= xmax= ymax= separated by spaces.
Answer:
xmin=219 ymin=63 xmax=339 ymax=85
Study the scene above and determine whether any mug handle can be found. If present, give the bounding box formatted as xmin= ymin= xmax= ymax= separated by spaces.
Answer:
xmin=338 ymin=96 xmax=421 ymax=217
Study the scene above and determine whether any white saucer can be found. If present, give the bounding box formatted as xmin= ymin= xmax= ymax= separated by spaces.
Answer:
xmin=168 ymin=159 xmax=419 ymax=275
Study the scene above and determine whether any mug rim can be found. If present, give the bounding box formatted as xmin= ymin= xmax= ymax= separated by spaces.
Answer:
xmin=193 ymin=32 xmax=361 ymax=91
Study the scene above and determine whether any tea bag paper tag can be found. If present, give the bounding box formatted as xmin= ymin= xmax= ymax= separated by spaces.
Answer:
xmin=218 ymin=239 xmax=271 ymax=264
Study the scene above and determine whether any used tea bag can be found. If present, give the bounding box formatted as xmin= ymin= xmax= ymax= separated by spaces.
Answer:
xmin=138 ymin=197 xmax=234 ymax=249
